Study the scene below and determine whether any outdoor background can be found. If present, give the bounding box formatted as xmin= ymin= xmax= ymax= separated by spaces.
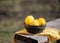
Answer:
xmin=0 ymin=0 xmax=60 ymax=43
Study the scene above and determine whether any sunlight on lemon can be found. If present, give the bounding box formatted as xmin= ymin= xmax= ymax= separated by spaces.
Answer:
xmin=38 ymin=18 xmax=46 ymax=26
xmin=25 ymin=15 xmax=34 ymax=25
xmin=30 ymin=20 xmax=39 ymax=26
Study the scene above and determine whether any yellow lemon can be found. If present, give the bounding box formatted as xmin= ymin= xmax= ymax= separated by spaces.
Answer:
xmin=38 ymin=18 xmax=46 ymax=26
xmin=25 ymin=15 xmax=34 ymax=25
xmin=30 ymin=20 xmax=39 ymax=26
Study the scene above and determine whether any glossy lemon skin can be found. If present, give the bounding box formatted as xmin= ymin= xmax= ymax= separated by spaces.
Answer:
xmin=38 ymin=18 xmax=46 ymax=26
xmin=30 ymin=20 xmax=39 ymax=26
xmin=25 ymin=15 xmax=46 ymax=26
xmin=25 ymin=15 xmax=34 ymax=25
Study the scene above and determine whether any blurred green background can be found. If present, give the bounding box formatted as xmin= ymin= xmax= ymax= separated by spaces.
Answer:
xmin=0 ymin=0 xmax=59 ymax=43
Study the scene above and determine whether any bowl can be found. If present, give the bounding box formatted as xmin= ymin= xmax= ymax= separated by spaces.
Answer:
xmin=24 ymin=24 xmax=46 ymax=34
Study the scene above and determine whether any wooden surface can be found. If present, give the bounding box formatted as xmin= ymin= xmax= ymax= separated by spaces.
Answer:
xmin=14 ymin=34 xmax=49 ymax=43
xmin=47 ymin=19 xmax=60 ymax=30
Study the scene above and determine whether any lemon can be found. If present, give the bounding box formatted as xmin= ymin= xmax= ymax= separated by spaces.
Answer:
xmin=38 ymin=18 xmax=46 ymax=26
xmin=25 ymin=15 xmax=34 ymax=25
xmin=30 ymin=20 xmax=39 ymax=26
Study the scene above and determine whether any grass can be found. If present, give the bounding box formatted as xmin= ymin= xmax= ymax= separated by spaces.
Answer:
xmin=0 ymin=32 xmax=11 ymax=43
xmin=0 ymin=19 xmax=24 ymax=43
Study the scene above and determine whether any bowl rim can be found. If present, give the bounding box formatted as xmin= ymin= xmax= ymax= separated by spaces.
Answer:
xmin=24 ymin=22 xmax=46 ymax=27
xmin=24 ymin=24 xmax=46 ymax=27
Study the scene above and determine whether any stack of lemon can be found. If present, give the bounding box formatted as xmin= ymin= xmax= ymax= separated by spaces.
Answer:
xmin=25 ymin=15 xmax=46 ymax=26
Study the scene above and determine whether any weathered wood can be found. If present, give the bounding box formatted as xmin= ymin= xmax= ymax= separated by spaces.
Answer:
xmin=14 ymin=34 xmax=49 ymax=43
xmin=46 ymin=18 xmax=60 ymax=30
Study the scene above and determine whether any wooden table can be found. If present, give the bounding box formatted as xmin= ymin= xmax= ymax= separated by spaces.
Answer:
xmin=14 ymin=33 xmax=49 ymax=43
